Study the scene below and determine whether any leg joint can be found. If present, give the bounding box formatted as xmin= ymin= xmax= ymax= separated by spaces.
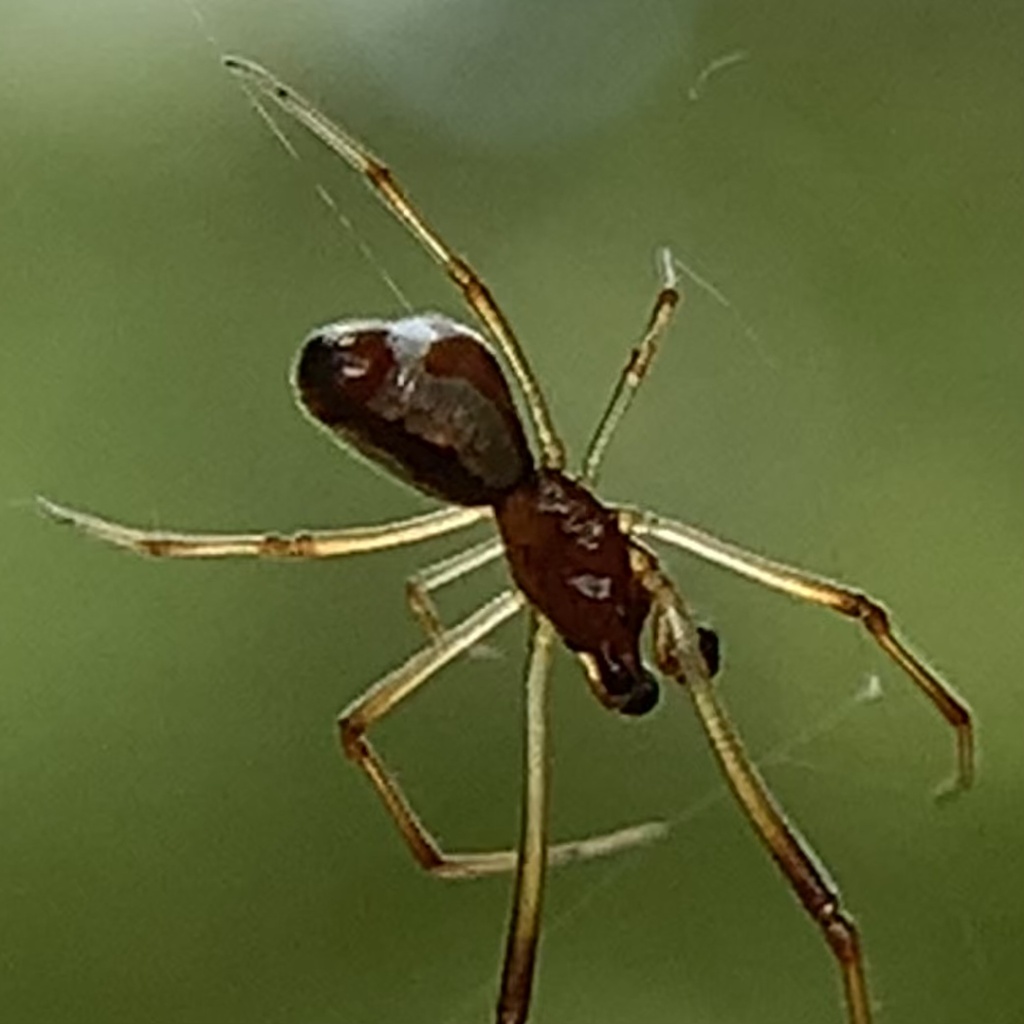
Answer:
xmin=260 ymin=532 xmax=315 ymax=557
xmin=405 ymin=579 xmax=444 ymax=641
xmin=819 ymin=900 xmax=863 ymax=966
xmin=448 ymin=255 xmax=475 ymax=290
xmin=337 ymin=714 xmax=364 ymax=761
xmin=837 ymin=589 xmax=891 ymax=633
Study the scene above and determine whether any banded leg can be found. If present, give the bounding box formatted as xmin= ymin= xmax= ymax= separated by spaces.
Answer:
xmin=497 ymin=616 xmax=554 ymax=1024
xmin=581 ymin=248 xmax=682 ymax=485
xmin=339 ymin=591 xmax=666 ymax=881
xmin=646 ymin=570 xmax=872 ymax=1024
xmin=406 ymin=536 xmax=505 ymax=641
xmin=626 ymin=507 xmax=974 ymax=793
xmin=223 ymin=56 xmax=564 ymax=470
xmin=37 ymin=495 xmax=487 ymax=559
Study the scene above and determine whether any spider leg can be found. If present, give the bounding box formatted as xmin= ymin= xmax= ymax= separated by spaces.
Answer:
xmin=497 ymin=615 xmax=554 ymax=1024
xmin=339 ymin=592 xmax=666 ymax=881
xmin=646 ymin=567 xmax=872 ymax=1024
xmin=222 ymin=55 xmax=564 ymax=470
xmin=626 ymin=507 xmax=974 ymax=794
xmin=37 ymin=495 xmax=486 ymax=559
xmin=405 ymin=536 xmax=505 ymax=641
xmin=581 ymin=248 xmax=682 ymax=485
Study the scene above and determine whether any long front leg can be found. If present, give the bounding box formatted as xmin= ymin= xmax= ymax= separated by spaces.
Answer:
xmin=626 ymin=506 xmax=974 ymax=793
xmin=339 ymin=593 xmax=665 ymax=881
xmin=648 ymin=574 xmax=872 ymax=1024
xmin=222 ymin=56 xmax=564 ymax=470
xmin=38 ymin=496 xmax=487 ymax=559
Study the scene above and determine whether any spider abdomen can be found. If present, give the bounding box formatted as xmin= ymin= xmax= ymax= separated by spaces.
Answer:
xmin=496 ymin=470 xmax=658 ymax=715
xmin=295 ymin=314 xmax=534 ymax=506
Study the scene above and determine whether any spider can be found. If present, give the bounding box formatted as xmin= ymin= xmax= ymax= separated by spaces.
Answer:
xmin=39 ymin=56 xmax=974 ymax=1024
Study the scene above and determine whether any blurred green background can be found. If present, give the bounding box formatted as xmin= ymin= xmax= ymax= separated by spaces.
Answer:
xmin=3 ymin=2 xmax=1022 ymax=1023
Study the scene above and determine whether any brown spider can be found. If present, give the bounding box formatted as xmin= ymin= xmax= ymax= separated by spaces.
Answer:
xmin=39 ymin=56 xmax=974 ymax=1024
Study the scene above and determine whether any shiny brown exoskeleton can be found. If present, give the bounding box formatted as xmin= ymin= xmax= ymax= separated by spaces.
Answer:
xmin=295 ymin=311 xmax=674 ymax=715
